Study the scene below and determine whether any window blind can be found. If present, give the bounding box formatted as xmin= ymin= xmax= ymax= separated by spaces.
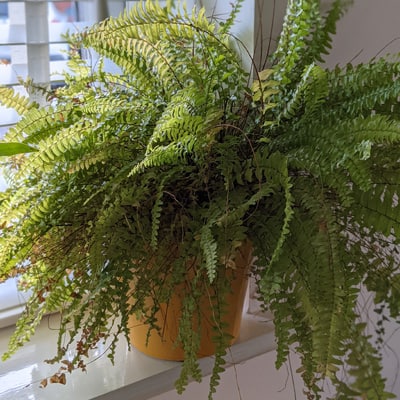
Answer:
xmin=0 ymin=1 xmax=129 ymax=135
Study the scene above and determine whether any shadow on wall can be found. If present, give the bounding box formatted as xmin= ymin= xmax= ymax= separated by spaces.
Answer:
xmin=324 ymin=0 xmax=400 ymax=67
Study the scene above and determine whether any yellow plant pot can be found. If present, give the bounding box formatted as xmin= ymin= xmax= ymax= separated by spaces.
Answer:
xmin=128 ymin=242 xmax=253 ymax=361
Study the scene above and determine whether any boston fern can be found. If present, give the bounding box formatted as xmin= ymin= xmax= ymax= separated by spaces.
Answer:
xmin=1 ymin=0 xmax=400 ymax=398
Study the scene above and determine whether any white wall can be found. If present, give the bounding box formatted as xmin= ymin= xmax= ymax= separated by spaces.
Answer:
xmin=150 ymin=1 xmax=400 ymax=399
xmin=325 ymin=0 xmax=400 ymax=67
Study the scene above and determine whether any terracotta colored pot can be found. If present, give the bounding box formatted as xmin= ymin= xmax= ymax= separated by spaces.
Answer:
xmin=128 ymin=241 xmax=253 ymax=360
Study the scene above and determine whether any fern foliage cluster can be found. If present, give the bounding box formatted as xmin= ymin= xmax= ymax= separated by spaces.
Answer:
xmin=1 ymin=0 xmax=400 ymax=398
xmin=252 ymin=0 xmax=400 ymax=398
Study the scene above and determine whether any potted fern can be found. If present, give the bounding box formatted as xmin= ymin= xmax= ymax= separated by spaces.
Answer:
xmin=1 ymin=0 xmax=400 ymax=398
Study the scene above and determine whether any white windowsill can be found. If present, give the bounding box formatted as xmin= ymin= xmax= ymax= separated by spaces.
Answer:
xmin=0 ymin=278 xmax=31 ymax=329
xmin=0 ymin=310 xmax=275 ymax=400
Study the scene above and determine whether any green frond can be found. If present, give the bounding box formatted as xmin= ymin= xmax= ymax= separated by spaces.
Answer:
xmin=2 ymin=303 xmax=47 ymax=360
xmin=273 ymin=0 xmax=352 ymax=88
xmin=151 ymin=183 xmax=164 ymax=250
xmin=278 ymin=63 xmax=328 ymax=124
xmin=67 ymin=151 xmax=107 ymax=174
xmin=308 ymin=0 xmax=353 ymax=62
xmin=80 ymin=0 xmax=243 ymax=97
xmin=130 ymin=103 xmax=223 ymax=175
xmin=146 ymin=86 xmax=218 ymax=151
xmin=327 ymin=57 xmax=400 ymax=120
xmin=175 ymin=270 xmax=210 ymax=394
xmin=14 ymin=119 xmax=89 ymax=179
xmin=260 ymin=152 xmax=294 ymax=271
xmin=218 ymin=0 xmax=244 ymax=34
xmin=273 ymin=0 xmax=319 ymax=86
xmin=129 ymin=143 xmax=185 ymax=175
xmin=0 ymin=86 xmax=33 ymax=115
xmin=272 ymin=115 xmax=400 ymax=200
xmin=200 ymin=224 xmax=218 ymax=282
xmin=3 ymin=105 xmax=72 ymax=145
xmin=337 ymin=322 xmax=396 ymax=400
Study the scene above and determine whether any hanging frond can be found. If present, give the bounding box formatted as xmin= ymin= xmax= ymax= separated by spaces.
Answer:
xmin=150 ymin=182 xmax=164 ymax=250
xmin=0 ymin=86 xmax=33 ymax=115
xmin=200 ymin=224 xmax=218 ymax=282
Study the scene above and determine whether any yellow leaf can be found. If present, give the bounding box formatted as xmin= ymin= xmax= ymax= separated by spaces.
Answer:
xmin=251 ymin=80 xmax=260 ymax=93
xmin=258 ymin=69 xmax=275 ymax=81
